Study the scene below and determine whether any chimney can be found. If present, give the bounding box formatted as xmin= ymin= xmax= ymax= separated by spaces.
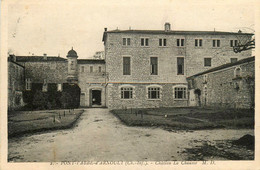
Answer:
xmin=164 ymin=22 xmax=171 ymax=31
xmin=104 ymin=28 xmax=107 ymax=32
xmin=43 ymin=53 xmax=47 ymax=60
xmin=10 ymin=54 xmax=16 ymax=62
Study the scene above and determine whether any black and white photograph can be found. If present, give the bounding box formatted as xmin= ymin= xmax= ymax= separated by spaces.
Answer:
xmin=1 ymin=0 xmax=258 ymax=169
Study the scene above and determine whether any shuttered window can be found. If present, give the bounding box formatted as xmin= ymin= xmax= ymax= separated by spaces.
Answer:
xmin=177 ymin=57 xmax=184 ymax=75
xmin=123 ymin=57 xmax=131 ymax=75
xmin=150 ymin=57 xmax=158 ymax=75
xmin=204 ymin=58 xmax=212 ymax=67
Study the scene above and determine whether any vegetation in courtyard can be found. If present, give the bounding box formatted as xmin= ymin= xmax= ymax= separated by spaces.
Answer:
xmin=22 ymin=83 xmax=81 ymax=110
xmin=8 ymin=109 xmax=84 ymax=138
xmin=111 ymin=107 xmax=254 ymax=130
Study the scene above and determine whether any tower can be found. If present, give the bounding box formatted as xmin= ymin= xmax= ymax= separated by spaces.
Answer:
xmin=66 ymin=48 xmax=78 ymax=84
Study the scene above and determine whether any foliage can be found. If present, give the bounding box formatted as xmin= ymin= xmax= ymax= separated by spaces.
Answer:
xmin=22 ymin=83 xmax=81 ymax=110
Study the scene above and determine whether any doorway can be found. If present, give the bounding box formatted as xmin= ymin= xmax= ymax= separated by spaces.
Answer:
xmin=91 ymin=90 xmax=101 ymax=106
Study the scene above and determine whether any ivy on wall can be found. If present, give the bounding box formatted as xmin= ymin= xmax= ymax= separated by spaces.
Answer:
xmin=23 ymin=83 xmax=81 ymax=110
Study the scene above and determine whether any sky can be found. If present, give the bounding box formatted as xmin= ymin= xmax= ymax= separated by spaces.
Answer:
xmin=6 ymin=0 xmax=255 ymax=59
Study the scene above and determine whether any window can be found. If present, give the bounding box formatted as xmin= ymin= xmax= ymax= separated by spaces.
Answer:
xmin=148 ymin=87 xmax=160 ymax=99
xmin=203 ymin=74 xmax=208 ymax=83
xmin=98 ymin=66 xmax=102 ymax=72
xmin=230 ymin=40 xmax=238 ymax=47
xmin=177 ymin=39 xmax=185 ymax=47
xmin=213 ymin=39 xmax=220 ymax=47
xmin=71 ymin=61 xmax=75 ymax=70
xmin=42 ymin=79 xmax=48 ymax=92
xmin=57 ymin=84 xmax=62 ymax=91
xmin=90 ymin=66 xmax=93 ymax=73
xmin=174 ymin=87 xmax=187 ymax=99
xmin=50 ymin=63 xmax=56 ymax=69
xmin=159 ymin=38 xmax=167 ymax=46
xmin=234 ymin=67 xmax=241 ymax=78
xmin=177 ymin=57 xmax=184 ymax=75
xmin=195 ymin=39 xmax=203 ymax=47
xmin=81 ymin=66 xmax=85 ymax=72
xmin=204 ymin=58 xmax=211 ymax=67
xmin=230 ymin=58 xmax=238 ymax=63
xmin=141 ymin=38 xmax=149 ymax=46
xmin=121 ymin=87 xmax=133 ymax=99
xmin=123 ymin=57 xmax=131 ymax=75
xmin=150 ymin=57 xmax=158 ymax=75
xmin=25 ymin=78 xmax=32 ymax=90
xmin=123 ymin=38 xmax=131 ymax=46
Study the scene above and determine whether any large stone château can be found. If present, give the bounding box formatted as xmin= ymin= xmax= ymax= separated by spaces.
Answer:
xmin=102 ymin=23 xmax=253 ymax=109
xmin=8 ymin=23 xmax=254 ymax=110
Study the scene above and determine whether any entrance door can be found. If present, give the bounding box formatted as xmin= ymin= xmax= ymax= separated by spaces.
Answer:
xmin=92 ymin=90 xmax=101 ymax=105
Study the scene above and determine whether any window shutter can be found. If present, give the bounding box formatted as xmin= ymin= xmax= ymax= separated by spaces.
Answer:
xmin=123 ymin=57 xmax=131 ymax=75
xmin=177 ymin=57 xmax=184 ymax=75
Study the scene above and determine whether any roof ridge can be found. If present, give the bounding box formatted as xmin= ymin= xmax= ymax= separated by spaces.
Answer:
xmin=187 ymin=56 xmax=255 ymax=78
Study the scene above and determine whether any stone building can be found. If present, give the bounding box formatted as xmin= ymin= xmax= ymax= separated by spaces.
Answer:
xmin=8 ymin=56 xmax=25 ymax=110
xmin=102 ymin=23 xmax=253 ymax=109
xmin=8 ymin=23 xmax=254 ymax=110
xmin=187 ymin=56 xmax=255 ymax=109
xmin=78 ymin=59 xmax=106 ymax=107
xmin=8 ymin=49 xmax=106 ymax=109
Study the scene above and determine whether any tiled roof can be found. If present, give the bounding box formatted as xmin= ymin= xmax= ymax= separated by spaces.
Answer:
xmin=14 ymin=56 xmax=67 ymax=62
xmin=105 ymin=29 xmax=254 ymax=35
xmin=78 ymin=59 xmax=105 ymax=64
xmin=187 ymin=56 xmax=255 ymax=79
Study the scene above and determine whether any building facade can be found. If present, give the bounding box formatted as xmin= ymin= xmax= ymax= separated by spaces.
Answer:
xmin=8 ymin=49 xmax=106 ymax=109
xmin=187 ymin=57 xmax=255 ymax=109
xmin=8 ymin=23 xmax=253 ymax=110
xmin=102 ymin=23 xmax=253 ymax=109
xmin=78 ymin=59 xmax=106 ymax=107
xmin=8 ymin=56 xmax=25 ymax=110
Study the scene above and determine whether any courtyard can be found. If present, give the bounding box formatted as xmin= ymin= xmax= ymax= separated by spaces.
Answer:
xmin=8 ymin=108 xmax=254 ymax=162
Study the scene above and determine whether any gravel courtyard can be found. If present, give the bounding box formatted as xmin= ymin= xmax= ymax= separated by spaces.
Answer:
xmin=8 ymin=108 xmax=254 ymax=162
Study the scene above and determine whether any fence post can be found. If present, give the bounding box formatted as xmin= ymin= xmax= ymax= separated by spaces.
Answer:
xmin=64 ymin=110 xmax=65 ymax=117
xmin=53 ymin=115 xmax=55 ymax=123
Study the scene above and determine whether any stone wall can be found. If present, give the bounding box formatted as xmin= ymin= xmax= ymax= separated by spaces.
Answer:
xmin=18 ymin=61 xmax=68 ymax=83
xmin=188 ymin=59 xmax=254 ymax=109
xmin=8 ymin=61 xmax=25 ymax=110
xmin=104 ymin=31 xmax=252 ymax=109
xmin=78 ymin=63 xmax=106 ymax=107
xmin=105 ymin=33 xmax=252 ymax=82
xmin=107 ymin=83 xmax=188 ymax=109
